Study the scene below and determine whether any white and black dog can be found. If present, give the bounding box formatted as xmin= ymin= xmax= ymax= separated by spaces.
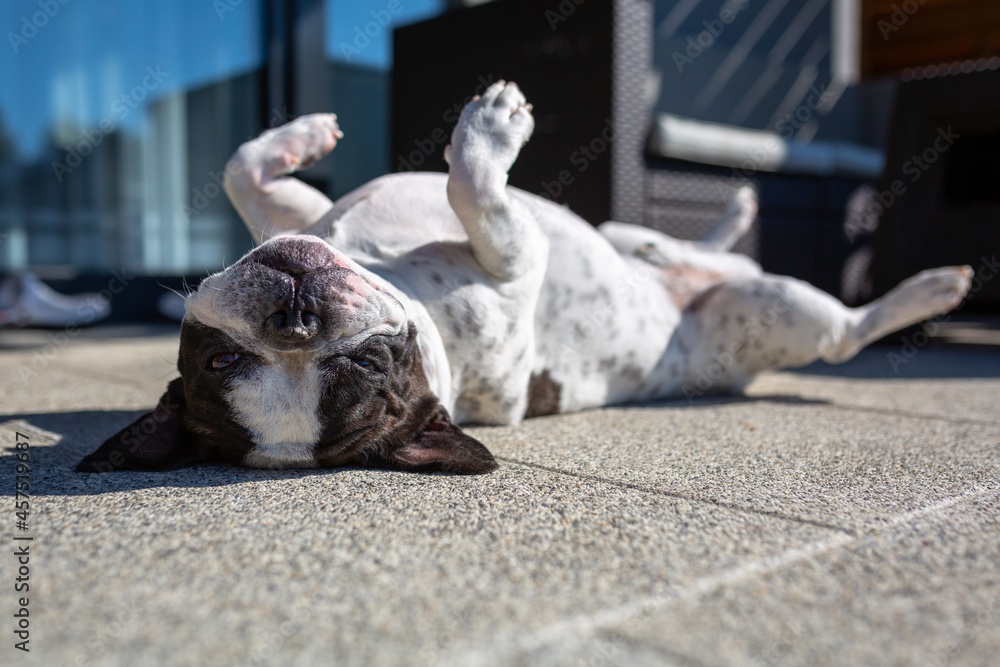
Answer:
xmin=78 ymin=81 xmax=972 ymax=475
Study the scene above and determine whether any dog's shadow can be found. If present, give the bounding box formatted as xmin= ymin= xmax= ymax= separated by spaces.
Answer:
xmin=1 ymin=393 xmax=827 ymax=496
xmin=0 ymin=410 xmax=364 ymax=497
xmin=791 ymin=344 xmax=1000 ymax=380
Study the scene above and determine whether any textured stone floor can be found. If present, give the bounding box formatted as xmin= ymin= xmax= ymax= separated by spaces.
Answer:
xmin=1 ymin=327 xmax=998 ymax=666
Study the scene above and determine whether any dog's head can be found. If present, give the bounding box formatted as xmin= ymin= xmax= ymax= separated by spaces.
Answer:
xmin=77 ymin=235 xmax=497 ymax=475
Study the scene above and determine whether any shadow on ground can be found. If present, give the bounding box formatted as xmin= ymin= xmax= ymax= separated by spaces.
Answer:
xmin=2 ymin=393 xmax=829 ymax=497
xmin=1 ymin=409 xmax=358 ymax=497
xmin=787 ymin=344 xmax=1000 ymax=380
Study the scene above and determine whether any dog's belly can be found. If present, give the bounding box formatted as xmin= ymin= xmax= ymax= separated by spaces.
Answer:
xmin=318 ymin=173 xmax=685 ymax=416
xmin=525 ymin=195 xmax=683 ymax=411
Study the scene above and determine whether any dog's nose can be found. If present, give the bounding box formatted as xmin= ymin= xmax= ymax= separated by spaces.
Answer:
xmin=259 ymin=257 xmax=325 ymax=279
xmin=265 ymin=307 xmax=321 ymax=341
xmin=280 ymin=261 xmax=308 ymax=278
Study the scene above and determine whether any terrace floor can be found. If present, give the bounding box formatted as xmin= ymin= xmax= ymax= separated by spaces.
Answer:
xmin=1 ymin=325 xmax=998 ymax=666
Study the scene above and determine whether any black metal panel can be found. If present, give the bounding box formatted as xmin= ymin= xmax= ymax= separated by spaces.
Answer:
xmin=871 ymin=68 xmax=1000 ymax=310
xmin=392 ymin=0 xmax=615 ymax=224
xmin=265 ymin=0 xmax=296 ymax=122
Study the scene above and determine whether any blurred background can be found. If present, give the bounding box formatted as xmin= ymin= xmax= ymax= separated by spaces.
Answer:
xmin=1 ymin=0 xmax=998 ymax=329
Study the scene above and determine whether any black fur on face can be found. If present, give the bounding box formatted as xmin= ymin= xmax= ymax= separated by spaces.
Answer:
xmin=310 ymin=321 xmax=496 ymax=473
xmin=75 ymin=321 xmax=497 ymax=475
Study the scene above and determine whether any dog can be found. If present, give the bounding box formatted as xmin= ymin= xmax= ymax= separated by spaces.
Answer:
xmin=77 ymin=81 xmax=973 ymax=475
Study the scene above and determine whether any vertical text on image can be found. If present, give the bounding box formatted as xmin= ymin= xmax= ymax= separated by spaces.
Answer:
xmin=12 ymin=431 xmax=33 ymax=652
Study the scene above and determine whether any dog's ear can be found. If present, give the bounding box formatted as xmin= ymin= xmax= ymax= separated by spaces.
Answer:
xmin=369 ymin=408 xmax=498 ymax=475
xmin=75 ymin=378 xmax=205 ymax=472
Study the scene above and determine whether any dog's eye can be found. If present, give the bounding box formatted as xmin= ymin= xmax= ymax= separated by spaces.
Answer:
xmin=352 ymin=359 xmax=372 ymax=368
xmin=210 ymin=352 xmax=241 ymax=370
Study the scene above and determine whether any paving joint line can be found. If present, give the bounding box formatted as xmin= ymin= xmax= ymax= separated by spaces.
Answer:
xmin=497 ymin=457 xmax=856 ymax=536
xmin=810 ymin=400 xmax=1000 ymax=428
xmin=607 ymin=630 xmax=710 ymax=667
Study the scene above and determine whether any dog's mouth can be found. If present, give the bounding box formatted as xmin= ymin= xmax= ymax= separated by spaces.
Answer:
xmin=242 ymin=234 xmax=347 ymax=276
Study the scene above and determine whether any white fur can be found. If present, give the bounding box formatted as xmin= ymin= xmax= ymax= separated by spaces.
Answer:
xmin=227 ymin=357 xmax=323 ymax=467
xmin=224 ymin=114 xmax=342 ymax=242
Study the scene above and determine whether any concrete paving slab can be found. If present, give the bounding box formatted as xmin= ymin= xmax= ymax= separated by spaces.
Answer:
xmin=602 ymin=488 xmax=1000 ymax=667
xmin=1 ymin=329 xmax=998 ymax=666
xmin=474 ymin=402 xmax=1000 ymax=533
xmin=1 ymin=334 xmax=179 ymax=413
xmin=0 ymin=427 xmax=831 ymax=667
xmin=439 ymin=488 xmax=1000 ymax=666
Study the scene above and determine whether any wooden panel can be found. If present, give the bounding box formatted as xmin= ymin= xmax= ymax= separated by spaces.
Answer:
xmin=861 ymin=0 xmax=1000 ymax=77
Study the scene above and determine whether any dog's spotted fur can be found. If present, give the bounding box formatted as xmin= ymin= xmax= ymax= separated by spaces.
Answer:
xmin=78 ymin=81 xmax=973 ymax=475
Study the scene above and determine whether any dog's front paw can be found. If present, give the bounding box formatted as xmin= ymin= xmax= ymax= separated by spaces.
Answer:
xmin=447 ymin=80 xmax=534 ymax=176
xmin=261 ymin=113 xmax=343 ymax=174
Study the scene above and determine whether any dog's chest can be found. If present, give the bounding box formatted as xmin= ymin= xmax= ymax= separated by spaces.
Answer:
xmin=326 ymin=175 xmax=683 ymax=421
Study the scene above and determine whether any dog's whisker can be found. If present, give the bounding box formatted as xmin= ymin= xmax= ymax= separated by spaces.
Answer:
xmin=158 ymin=283 xmax=187 ymax=300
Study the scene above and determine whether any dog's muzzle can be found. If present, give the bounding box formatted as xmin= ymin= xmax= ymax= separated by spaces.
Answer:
xmin=234 ymin=236 xmax=362 ymax=350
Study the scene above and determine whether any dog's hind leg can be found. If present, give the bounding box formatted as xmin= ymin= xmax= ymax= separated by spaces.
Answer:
xmin=224 ymin=114 xmax=342 ymax=243
xmin=820 ymin=266 xmax=975 ymax=362
xmin=697 ymin=185 xmax=758 ymax=252
xmin=597 ymin=187 xmax=758 ymax=276
xmin=600 ymin=185 xmax=757 ymax=259
xmin=445 ymin=81 xmax=547 ymax=281
xmin=598 ymin=218 xmax=761 ymax=277
xmin=679 ymin=266 xmax=973 ymax=395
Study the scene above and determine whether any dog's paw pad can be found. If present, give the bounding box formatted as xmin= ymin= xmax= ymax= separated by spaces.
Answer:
xmin=450 ymin=81 xmax=534 ymax=174
xmin=264 ymin=113 xmax=342 ymax=173
xmin=902 ymin=266 xmax=974 ymax=313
